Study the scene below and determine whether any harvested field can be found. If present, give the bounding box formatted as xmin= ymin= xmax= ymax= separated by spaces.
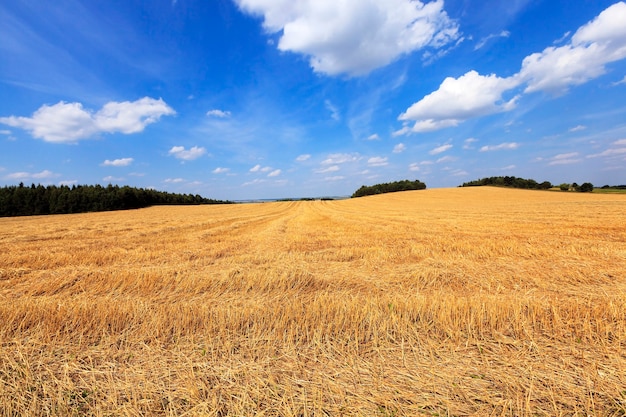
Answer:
xmin=1 ymin=187 xmax=625 ymax=416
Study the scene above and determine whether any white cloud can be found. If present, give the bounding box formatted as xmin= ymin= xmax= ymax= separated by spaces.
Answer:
xmin=409 ymin=163 xmax=420 ymax=171
xmin=242 ymin=178 xmax=267 ymax=186
xmin=612 ymin=75 xmax=626 ymax=86
xmin=398 ymin=71 xmax=519 ymax=134
xmin=164 ymin=178 xmax=185 ymax=183
xmin=6 ymin=170 xmax=57 ymax=181
xmin=0 ymin=97 xmax=174 ymax=143
xmin=395 ymin=3 xmax=626 ymax=133
xmin=101 ymin=158 xmax=134 ymax=167
xmin=325 ymin=100 xmax=340 ymax=121
xmin=268 ymin=169 xmax=281 ymax=177
xmin=463 ymin=137 xmax=478 ymax=149
xmin=614 ymin=139 xmax=626 ymax=146
xmin=234 ymin=0 xmax=460 ymax=76
xmin=168 ymin=146 xmax=207 ymax=161
xmin=325 ymin=176 xmax=345 ymax=181
xmin=251 ymin=164 xmax=273 ymax=172
xmin=0 ymin=130 xmax=11 ymax=135
xmin=548 ymin=152 xmax=581 ymax=165
xmin=368 ymin=156 xmax=388 ymax=166
xmin=429 ymin=144 xmax=453 ymax=155
xmin=519 ymin=2 xmax=626 ymax=94
xmin=436 ymin=155 xmax=457 ymax=163
xmin=587 ymin=146 xmax=626 ymax=158
xmin=296 ymin=154 xmax=311 ymax=162
xmin=212 ymin=167 xmax=230 ymax=174
xmin=321 ymin=153 xmax=360 ymax=165
xmin=367 ymin=133 xmax=380 ymax=140
xmin=569 ymin=125 xmax=586 ymax=132
xmin=393 ymin=143 xmax=406 ymax=153
xmin=479 ymin=142 xmax=519 ymax=152
xmin=475 ymin=30 xmax=510 ymax=50
xmin=207 ymin=109 xmax=232 ymax=118
xmin=103 ymin=176 xmax=124 ymax=182
xmin=315 ymin=165 xmax=340 ymax=174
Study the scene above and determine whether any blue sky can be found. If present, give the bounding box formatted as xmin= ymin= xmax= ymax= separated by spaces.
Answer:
xmin=1 ymin=0 xmax=626 ymax=200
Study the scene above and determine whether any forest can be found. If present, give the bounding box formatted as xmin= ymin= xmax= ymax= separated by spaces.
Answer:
xmin=352 ymin=179 xmax=426 ymax=198
xmin=0 ymin=183 xmax=231 ymax=217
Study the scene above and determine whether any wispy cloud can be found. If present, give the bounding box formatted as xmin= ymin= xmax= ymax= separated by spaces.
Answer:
xmin=325 ymin=100 xmax=340 ymax=121
xmin=267 ymin=169 xmax=281 ymax=177
xmin=463 ymin=137 xmax=478 ymax=149
xmin=475 ymin=30 xmax=510 ymax=50
xmin=321 ymin=153 xmax=360 ymax=165
xmin=393 ymin=143 xmax=406 ymax=153
xmin=429 ymin=144 xmax=453 ymax=155
xmin=315 ymin=165 xmax=340 ymax=174
xmin=367 ymin=133 xmax=380 ymax=141
xmin=295 ymin=154 xmax=311 ymax=162
xmin=5 ymin=169 xmax=58 ymax=181
xmin=212 ymin=167 xmax=230 ymax=174
xmin=569 ymin=125 xmax=586 ymax=132
xmin=548 ymin=152 xmax=581 ymax=165
xmin=480 ymin=142 xmax=519 ymax=152
xmin=368 ymin=157 xmax=388 ymax=167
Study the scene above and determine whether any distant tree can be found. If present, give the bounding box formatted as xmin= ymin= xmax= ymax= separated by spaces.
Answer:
xmin=578 ymin=182 xmax=594 ymax=192
xmin=0 ymin=183 xmax=232 ymax=217
xmin=352 ymin=179 xmax=426 ymax=198
xmin=559 ymin=183 xmax=570 ymax=191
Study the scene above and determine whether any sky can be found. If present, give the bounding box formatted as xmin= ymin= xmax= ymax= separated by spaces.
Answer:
xmin=1 ymin=0 xmax=626 ymax=200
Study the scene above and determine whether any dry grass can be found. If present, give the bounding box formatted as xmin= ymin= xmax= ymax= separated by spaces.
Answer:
xmin=1 ymin=187 xmax=625 ymax=416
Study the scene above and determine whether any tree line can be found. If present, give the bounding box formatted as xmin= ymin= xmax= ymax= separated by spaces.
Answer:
xmin=0 ymin=183 xmax=232 ymax=217
xmin=460 ymin=176 xmax=595 ymax=192
xmin=352 ymin=179 xmax=426 ymax=198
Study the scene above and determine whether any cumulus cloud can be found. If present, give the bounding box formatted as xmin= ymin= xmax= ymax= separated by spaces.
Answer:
xmin=164 ymin=178 xmax=185 ymax=183
xmin=367 ymin=133 xmax=380 ymax=140
xmin=395 ymin=3 xmax=626 ymax=133
xmin=234 ymin=0 xmax=460 ymax=76
xmin=0 ymin=98 xmax=174 ymax=143
xmin=397 ymin=71 xmax=519 ymax=134
xmin=295 ymin=154 xmax=311 ymax=162
xmin=268 ymin=169 xmax=282 ymax=177
xmin=101 ymin=158 xmax=134 ymax=167
xmin=519 ymin=2 xmax=626 ymax=94
xmin=168 ymin=146 xmax=207 ymax=161
xmin=212 ymin=167 xmax=230 ymax=174
xmin=207 ymin=109 xmax=231 ymax=118
xmin=368 ymin=156 xmax=388 ymax=166
xmin=479 ymin=142 xmax=519 ymax=152
xmin=429 ymin=144 xmax=453 ymax=155
xmin=409 ymin=163 xmax=420 ymax=171
xmin=393 ymin=143 xmax=406 ymax=153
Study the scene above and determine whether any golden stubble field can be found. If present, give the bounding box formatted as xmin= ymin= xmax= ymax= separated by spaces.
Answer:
xmin=1 ymin=187 xmax=625 ymax=416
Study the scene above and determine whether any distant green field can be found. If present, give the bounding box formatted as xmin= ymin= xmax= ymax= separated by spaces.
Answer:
xmin=593 ymin=188 xmax=626 ymax=194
